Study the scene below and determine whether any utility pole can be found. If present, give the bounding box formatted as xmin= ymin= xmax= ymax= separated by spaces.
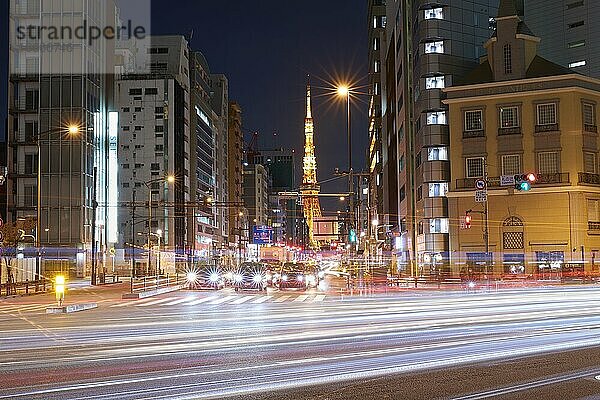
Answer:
xmin=130 ymin=191 xmax=136 ymax=292
xmin=484 ymin=158 xmax=490 ymax=281
xmin=91 ymin=166 xmax=98 ymax=285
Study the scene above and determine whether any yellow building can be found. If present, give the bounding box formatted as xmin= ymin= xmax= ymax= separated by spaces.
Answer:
xmin=443 ymin=3 xmax=600 ymax=279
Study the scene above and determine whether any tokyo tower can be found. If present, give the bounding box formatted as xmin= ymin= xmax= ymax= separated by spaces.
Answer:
xmin=301 ymin=79 xmax=322 ymax=248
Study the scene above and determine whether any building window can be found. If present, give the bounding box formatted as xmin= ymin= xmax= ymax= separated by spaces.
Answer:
xmin=417 ymin=221 xmax=424 ymax=235
xmin=129 ymin=88 xmax=142 ymax=96
xmin=416 ymin=185 xmax=423 ymax=201
xmin=427 ymin=111 xmax=446 ymax=125
xmin=24 ymin=154 xmax=38 ymax=174
xmin=588 ymin=199 xmax=600 ymax=228
xmin=374 ymin=60 xmax=380 ymax=73
xmin=424 ymin=7 xmax=443 ymax=20
xmin=569 ymin=60 xmax=586 ymax=68
xmin=500 ymin=106 xmax=519 ymax=128
xmin=503 ymin=253 xmax=525 ymax=273
xmin=145 ymin=88 xmax=158 ymax=95
xmin=583 ymin=103 xmax=596 ymax=127
xmin=425 ymin=75 xmax=445 ymax=89
xmin=429 ymin=182 xmax=448 ymax=197
xmin=373 ymin=37 xmax=379 ymax=51
xmin=538 ymin=152 xmax=560 ymax=174
xmin=568 ymin=40 xmax=585 ymax=48
xmin=429 ymin=218 xmax=449 ymax=234
xmin=425 ymin=41 xmax=444 ymax=54
xmin=503 ymin=44 xmax=512 ymax=74
xmin=155 ymin=125 xmax=164 ymax=132
xmin=567 ymin=1 xmax=584 ymax=9
xmin=501 ymin=154 xmax=521 ymax=176
xmin=584 ymin=152 xmax=597 ymax=174
xmin=537 ymin=103 xmax=557 ymax=125
xmin=399 ymin=155 xmax=405 ymax=171
xmin=428 ymin=147 xmax=448 ymax=161
xmin=466 ymin=157 xmax=484 ymax=178
xmin=568 ymin=20 xmax=584 ymax=29
xmin=23 ymin=186 xmax=36 ymax=207
xmin=464 ymin=110 xmax=483 ymax=131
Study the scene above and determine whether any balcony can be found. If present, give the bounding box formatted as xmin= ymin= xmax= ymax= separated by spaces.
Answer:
xmin=498 ymin=127 xmax=521 ymax=136
xmin=455 ymin=177 xmax=501 ymax=190
xmin=579 ymin=172 xmax=600 ymax=186
xmin=536 ymin=172 xmax=570 ymax=185
xmin=584 ymin=124 xmax=598 ymax=133
xmin=589 ymin=221 xmax=600 ymax=231
xmin=463 ymin=130 xmax=485 ymax=139
xmin=534 ymin=123 xmax=559 ymax=133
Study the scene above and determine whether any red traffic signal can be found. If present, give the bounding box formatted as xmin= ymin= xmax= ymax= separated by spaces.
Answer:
xmin=465 ymin=214 xmax=472 ymax=229
xmin=526 ymin=173 xmax=536 ymax=182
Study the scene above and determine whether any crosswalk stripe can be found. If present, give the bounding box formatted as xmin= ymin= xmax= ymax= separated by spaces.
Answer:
xmin=163 ymin=297 xmax=197 ymax=306
xmin=251 ymin=295 xmax=272 ymax=304
xmin=209 ymin=295 xmax=237 ymax=305
xmin=135 ymin=297 xmax=177 ymax=307
xmin=313 ymin=295 xmax=326 ymax=302
xmin=185 ymin=296 xmax=219 ymax=306
xmin=274 ymin=295 xmax=291 ymax=303
xmin=231 ymin=296 xmax=254 ymax=305
xmin=293 ymin=295 xmax=310 ymax=303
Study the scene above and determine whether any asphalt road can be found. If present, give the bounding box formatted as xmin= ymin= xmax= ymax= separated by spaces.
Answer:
xmin=1 ymin=284 xmax=600 ymax=399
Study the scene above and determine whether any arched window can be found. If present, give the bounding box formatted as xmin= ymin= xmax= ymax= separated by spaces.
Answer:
xmin=503 ymin=216 xmax=524 ymax=274
xmin=503 ymin=44 xmax=512 ymax=74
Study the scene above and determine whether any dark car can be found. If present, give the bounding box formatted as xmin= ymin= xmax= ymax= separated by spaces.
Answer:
xmin=233 ymin=262 xmax=268 ymax=291
xmin=277 ymin=262 xmax=318 ymax=290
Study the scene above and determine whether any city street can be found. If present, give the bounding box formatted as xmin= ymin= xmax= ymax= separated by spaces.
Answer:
xmin=1 ymin=284 xmax=600 ymax=399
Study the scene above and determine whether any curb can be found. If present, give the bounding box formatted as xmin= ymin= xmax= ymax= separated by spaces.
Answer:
xmin=46 ymin=303 xmax=98 ymax=314
xmin=122 ymin=284 xmax=185 ymax=299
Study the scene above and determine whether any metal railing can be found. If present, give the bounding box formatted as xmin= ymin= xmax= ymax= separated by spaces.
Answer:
xmin=535 ymin=123 xmax=559 ymax=133
xmin=589 ymin=221 xmax=600 ymax=231
xmin=579 ymin=172 xmax=600 ymax=186
xmin=536 ymin=172 xmax=570 ymax=184
xmin=0 ymin=279 xmax=47 ymax=297
xmin=462 ymin=130 xmax=485 ymax=138
xmin=498 ymin=127 xmax=521 ymax=136
xmin=130 ymin=273 xmax=185 ymax=294
xmin=584 ymin=124 xmax=598 ymax=133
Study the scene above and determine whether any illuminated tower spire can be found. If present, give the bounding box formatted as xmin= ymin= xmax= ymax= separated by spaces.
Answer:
xmin=301 ymin=77 xmax=322 ymax=248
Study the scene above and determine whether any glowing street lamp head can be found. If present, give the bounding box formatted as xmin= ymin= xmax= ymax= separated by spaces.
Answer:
xmin=238 ymin=211 xmax=244 ymax=217
xmin=68 ymin=125 xmax=80 ymax=135
xmin=372 ymin=218 xmax=379 ymax=227
xmin=337 ymin=85 xmax=349 ymax=98
xmin=166 ymin=175 xmax=175 ymax=184
xmin=156 ymin=229 xmax=162 ymax=237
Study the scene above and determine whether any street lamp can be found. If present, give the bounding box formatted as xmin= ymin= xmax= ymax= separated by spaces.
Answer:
xmin=337 ymin=84 xmax=354 ymax=246
xmin=35 ymin=124 xmax=81 ymax=281
xmin=144 ymin=175 xmax=175 ymax=276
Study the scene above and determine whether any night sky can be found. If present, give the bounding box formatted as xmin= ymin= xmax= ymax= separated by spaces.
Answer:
xmin=1 ymin=1 xmax=368 ymax=210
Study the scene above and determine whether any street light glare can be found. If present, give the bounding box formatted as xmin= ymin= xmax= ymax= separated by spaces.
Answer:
xmin=337 ymin=85 xmax=349 ymax=97
xmin=68 ymin=125 xmax=80 ymax=135
xmin=156 ymin=229 xmax=162 ymax=236
xmin=372 ymin=219 xmax=379 ymax=226
xmin=166 ymin=175 xmax=175 ymax=183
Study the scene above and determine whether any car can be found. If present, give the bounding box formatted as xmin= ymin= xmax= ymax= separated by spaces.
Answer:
xmin=233 ymin=262 xmax=268 ymax=292
xmin=277 ymin=262 xmax=318 ymax=290
xmin=186 ymin=266 xmax=225 ymax=290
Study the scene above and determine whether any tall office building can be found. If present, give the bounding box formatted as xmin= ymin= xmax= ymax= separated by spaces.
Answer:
xmin=242 ymin=164 xmax=271 ymax=231
xmin=367 ymin=0 xmax=386 ymax=225
xmin=378 ymin=0 xmax=500 ymax=275
xmin=116 ymin=35 xmax=190 ymax=272
xmin=525 ymin=0 xmax=599 ymax=78
xmin=7 ymin=1 xmax=117 ymax=278
xmin=227 ymin=102 xmax=248 ymax=251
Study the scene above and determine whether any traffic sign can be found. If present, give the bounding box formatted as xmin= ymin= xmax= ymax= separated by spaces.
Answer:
xmin=0 ymin=217 xmax=4 ymax=227
xmin=500 ymin=175 xmax=516 ymax=186
xmin=109 ymin=247 xmax=116 ymax=256
xmin=475 ymin=179 xmax=486 ymax=190
xmin=475 ymin=190 xmax=487 ymax=203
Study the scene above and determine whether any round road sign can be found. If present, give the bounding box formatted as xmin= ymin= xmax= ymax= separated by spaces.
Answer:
xmin=475 ymin=179 xmax=486 ymax=190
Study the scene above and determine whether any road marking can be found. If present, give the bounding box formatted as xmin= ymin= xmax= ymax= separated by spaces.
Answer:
xmin=313 ymin=295 xmax=326 ymax=302
xmin=209 ymin=295 xmax=237 ymax=305
xmin=274 ymin=295 xmax=291 ymax=303
xmin=135 ymin=297 xmax=178 ymax=307
xmin=231 ymin=296 xmax=254 ymax=305
xmin=185 ymin=296 xmax=219 ymax=306
xmin=163 ymin=297 xmax=197 ymax=306
xmin=251 ymin=296 xmax=272 ymax=304
xmin=293 ymin=295 xmax=310 ymax=303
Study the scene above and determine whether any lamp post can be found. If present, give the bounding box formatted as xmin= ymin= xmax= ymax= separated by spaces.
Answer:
xmin=35 ymin=124 xmax=80 ymax=282
xmin=143 ymin=175 xmax=174 ymax=276
xmin=337 ymin=85 xmax=354 ymax=250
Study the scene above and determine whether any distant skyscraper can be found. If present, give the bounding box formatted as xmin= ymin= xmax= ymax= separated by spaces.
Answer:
xmin=525 ymin=0 xmax=599 ymax=78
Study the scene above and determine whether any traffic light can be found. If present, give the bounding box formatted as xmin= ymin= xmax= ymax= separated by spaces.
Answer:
xmin=465 ymin=213 xmax=472 ymax=229
xmin=55 ymin=275 xmax=65 ymax=306
xmin=349 ymin=229 xmax=357 ymax=243
xmin=514 ymin=173 xmax=536 ymax=191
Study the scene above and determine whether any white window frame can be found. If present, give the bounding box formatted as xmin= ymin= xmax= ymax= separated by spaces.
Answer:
xmin=425 ymin=41 xmax=444 ymax=54
xmin=500 ymin=106 xmax=519 ymax=128
xmin=427 ymin=146 xmax=448 ymax=161
xmin=568 ymin=60 xmax=586 ymax=68
xmin=464 ymin=110 xmax=483 ymax=131
xmin=425 ymin=75 xmax=445 ymax=89
xmin=537 ymin=151 xmax=559 ymax=174
xmin=428 ymin=182 xmax=448 ymax=198
xmin=537 ymin=103 xmax=557 ymax=126
xmin=584 ymin=152 xmax=597 ymax=174
xmin=429 ymin=218 xmax=449 ymax=234
xmin=466 ymin=157 xmax=485 ymax=178
xmin=583 ymin=103 xmax=596 ymax=126
xmin=501 ymin=154 xmax=521 ymax=176
xmin=424 ymin=7 xmax=443 ymax=20
xmin=427 ymin=111 xmax=446 ymax=125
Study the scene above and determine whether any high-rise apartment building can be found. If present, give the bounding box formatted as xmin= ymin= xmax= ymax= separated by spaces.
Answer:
xmin=227 ymin=102 xmax=247 ymax=250
xmin=525 ymin=0 xmax=599 ymax=78
xmin=115 ymin=35 xmax=190 ymax=273
xmin=242 ymin=164 xmax=270 ymax=231
xmin=210 ymin=74 xmax=229 ymax=248
xmin=378 ymin=0 xmax=500 ymax=275
xmin=7 ymin=0 xmax=118 ymax=278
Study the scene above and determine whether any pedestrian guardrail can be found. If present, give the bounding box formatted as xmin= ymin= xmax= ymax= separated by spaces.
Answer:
xmin=0 ymin=278 xmax=47 ymax=296
xmin=130 ymin=274 xmax=185 ymax=294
